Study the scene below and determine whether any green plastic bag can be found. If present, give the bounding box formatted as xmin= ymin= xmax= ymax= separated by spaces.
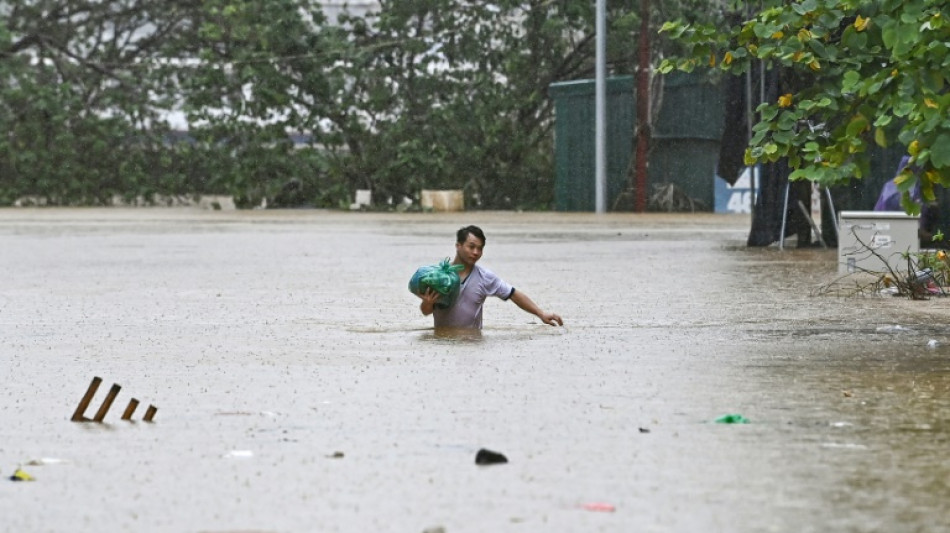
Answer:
xmin=714 ymin=414 xmax=750 ymax=424
xmin=409 ymin=258 xmax=463 ymax=309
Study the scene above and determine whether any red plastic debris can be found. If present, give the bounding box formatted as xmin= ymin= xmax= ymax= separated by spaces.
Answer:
xmin=582 ymin=502 xmax=615 ymax=512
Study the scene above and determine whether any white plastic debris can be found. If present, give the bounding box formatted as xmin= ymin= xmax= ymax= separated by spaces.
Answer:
xmin=25 ymin=458 xmax=65 ymax=466
xmin=820 ymin=442 xmax=868 ymax=450
xmin=875 ymin=325 xmax=909 ymax=333
xmin=223 ymin=450 xmax=254 ymax=459
xmin=928 ymin=339 xmax=939 ymax=348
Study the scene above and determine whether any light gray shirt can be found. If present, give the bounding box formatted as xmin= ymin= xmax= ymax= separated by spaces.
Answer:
xmin=433 ymin=264 xmax=514 ymax=329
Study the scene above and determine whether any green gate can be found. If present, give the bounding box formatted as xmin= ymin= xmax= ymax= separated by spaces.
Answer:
xmin=548 ymin=76 xmax=634 ymax=212
xmin=549 ymin=71 xmax=725 ymax=211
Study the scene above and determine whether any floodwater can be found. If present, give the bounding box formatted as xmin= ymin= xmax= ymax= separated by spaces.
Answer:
xmin=1 ymin=208 xmax=949 ymax=533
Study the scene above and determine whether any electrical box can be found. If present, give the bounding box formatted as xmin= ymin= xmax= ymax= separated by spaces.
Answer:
xmin=838 ymin=211 xmax=919 ymax=274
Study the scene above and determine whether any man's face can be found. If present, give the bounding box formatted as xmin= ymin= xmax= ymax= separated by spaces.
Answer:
xmin=456 ymin=233 xmax=484 ymax=266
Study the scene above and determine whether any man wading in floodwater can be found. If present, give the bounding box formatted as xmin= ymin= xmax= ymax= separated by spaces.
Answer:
xmin=418 ymin=225 xmax=563 ymax=330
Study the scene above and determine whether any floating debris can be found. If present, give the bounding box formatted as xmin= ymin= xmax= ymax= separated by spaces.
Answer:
xmin=475 ymin=448 xmax=508 ymax=465
xmin=875 ymin=325 xmax=910 ymax=333
xmin=821 ymin=442 xmax=868 ymax=450
xmin=581 ymin=502 xmax=616 ymax=512
xmin=714 ymin=414 xmax=750 ymax=424
xmin=10 ymin=468 xmax=35 ymax=482
xmin=223 ymin=450 xmax=254 ymax=459
xmin=25 ymin=458 xmax=65 ymax=466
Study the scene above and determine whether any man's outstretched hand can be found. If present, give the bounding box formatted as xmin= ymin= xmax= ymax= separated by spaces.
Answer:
xmin=540 ymin=312 xmax=563 ymax=327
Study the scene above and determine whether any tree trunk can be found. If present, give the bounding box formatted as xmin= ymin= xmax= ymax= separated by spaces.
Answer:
xmin=635 ymin=0 xmax=651 ymax=212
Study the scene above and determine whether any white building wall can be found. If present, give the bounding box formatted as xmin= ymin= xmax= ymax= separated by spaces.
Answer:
xmin=319 ymin=1 xmax=380 ymax=22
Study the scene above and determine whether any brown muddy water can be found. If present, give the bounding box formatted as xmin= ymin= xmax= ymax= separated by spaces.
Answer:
xmin=1 ymin=208 xmax=949 ymax=533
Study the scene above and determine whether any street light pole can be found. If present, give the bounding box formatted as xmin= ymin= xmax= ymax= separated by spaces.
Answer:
xmin=595 ymin=0 xmax=606 ymax=214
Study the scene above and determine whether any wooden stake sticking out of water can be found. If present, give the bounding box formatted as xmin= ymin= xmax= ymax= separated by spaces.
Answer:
xmin=143 ymin=405 xmax=158 ymax=423
xmin=121 ymin=398 xmax=140 ymax=421
xmin=92 ymin=383 xmax=121 ymax=422
xmin=71 ymin=376 xmax=103 ymax=422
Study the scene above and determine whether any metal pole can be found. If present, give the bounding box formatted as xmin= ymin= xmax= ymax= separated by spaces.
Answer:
xmin=825 ymin=187 xmax=839 ymax=241
xmin=746 ymin=66 xmax=755 ymax=216
xmin=595 ymin=0 xmax=606 ymax=213
xmin=121 ymin=398 xmax=140 ymax=421
xmin=779 ymin=181 xmax=790 ymax=250
xmin=71 ymin=376 xmax=102 ymax=422
xmin=93 ymin=383 xmax=121 ymax=423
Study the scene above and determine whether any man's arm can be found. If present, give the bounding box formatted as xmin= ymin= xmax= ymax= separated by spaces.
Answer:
xmin=509 ymin=289 xmax=563 ymax=326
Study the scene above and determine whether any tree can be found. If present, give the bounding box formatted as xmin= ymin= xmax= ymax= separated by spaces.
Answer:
xmin=163 ymin=0 xmax=346 ymax=206
xmin=329 ymin=0 xmax=613 ymax=208
xmin=659 ymin=0 xmax=950 ymax=214
xmin=327 ymin=0 xmax=711 ymax=209
xmin=0 ymin=0 xmax=716 ymax=209
xmin=0 ymin=0 xmax=207 ymax=204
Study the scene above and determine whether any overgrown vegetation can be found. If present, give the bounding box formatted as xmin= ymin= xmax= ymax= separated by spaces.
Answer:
xmin=660 ymin=0 xmax=950 ymax=212
xmin=0 ymin=0 xmax=712 ymax=209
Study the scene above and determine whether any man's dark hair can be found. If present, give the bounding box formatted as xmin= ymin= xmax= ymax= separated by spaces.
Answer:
xmin=457 ymin=225 xmax=486 ymax=245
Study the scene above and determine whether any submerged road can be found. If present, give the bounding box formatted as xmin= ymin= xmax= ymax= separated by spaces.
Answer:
xmin=1 ymin=208 xmax=949 ymax=532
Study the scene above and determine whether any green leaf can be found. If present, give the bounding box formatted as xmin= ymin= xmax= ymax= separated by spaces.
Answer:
xmin=792 ymin=0 xmax=817 ymax=16
xmin=807 ymin=39 xmax=827 ymax=58
xmin=744 ymin=149 xmax=757 ymax=166
xmin=846 ymin=115 xmax=869 ymax=138
xmin=874 ymin=127 xmax=888 ymax=147
xmin=894 ymin=101 xmax=915 ymax=117
xmin=778 ymin=110 xmax=799 ymax=130
xmin=789 ymin=168 xmax=811 ymax=181
xmin=841 ymin=27 xmax=868 ymax=50
xmin=759 ymin=105 xmax=779 ymax=121
xmin=773 ymin=130 xmax=794 ymax=144
xmin=894 ymin=24 xmax=919 ymax=56
xmin=881 ymin=21 xmax=898 ymax=49
xmin=842 ymin=70 xmax=860 ymax=93
xmin=931 ymin=133 xmax=950 ymax=168
xmin=873 ymin=115 xmax=893 ymax=127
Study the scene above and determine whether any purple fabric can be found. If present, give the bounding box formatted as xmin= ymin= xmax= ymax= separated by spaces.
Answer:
xmin=432 ymin=264 xmax=513 ymax=329
xmin=874 ymin=156 xmax=919 ymax=211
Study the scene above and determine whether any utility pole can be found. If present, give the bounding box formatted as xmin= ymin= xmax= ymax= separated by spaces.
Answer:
xmin=595 ymin=0 xmax=606 ymax=213
xmin=634 ymin=0 xmax=651 ymax=212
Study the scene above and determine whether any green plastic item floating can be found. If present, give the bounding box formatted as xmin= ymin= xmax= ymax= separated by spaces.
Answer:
xmin=408 ymin=258 xmax=464 ymax=310
xmin=714 ymin=414 xmax=750 ymax=424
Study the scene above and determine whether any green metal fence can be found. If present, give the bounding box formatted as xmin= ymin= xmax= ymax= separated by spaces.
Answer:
xmin=548 ymin=71 xmax=725 ymax=212
xmin=548 ymin=76 xmax=634 ymax=212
